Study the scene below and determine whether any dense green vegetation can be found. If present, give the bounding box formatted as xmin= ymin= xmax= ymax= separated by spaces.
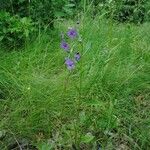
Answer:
xmin=0 ymin=0 xmax=150 ymax=150
xmin=0 ymin=0 xmax=150 ymax=49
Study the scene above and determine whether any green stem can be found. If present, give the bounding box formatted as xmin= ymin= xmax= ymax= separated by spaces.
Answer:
xmin=75 ymin=38 xmax=84 ymax=148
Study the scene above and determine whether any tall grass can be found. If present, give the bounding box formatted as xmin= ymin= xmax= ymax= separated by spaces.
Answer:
xmin=0 ymin=15 xmax=150 ymax=149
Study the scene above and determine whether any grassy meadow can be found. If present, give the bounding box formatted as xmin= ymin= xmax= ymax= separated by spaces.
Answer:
xmin=0 ymin=15 xmax=150 ymax=149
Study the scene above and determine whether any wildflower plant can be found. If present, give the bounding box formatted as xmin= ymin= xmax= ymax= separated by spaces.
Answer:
xmin=60 ymin=22 xmax=84 ymax=147
xmin=60 ymin=25 xmax=81 ymax=71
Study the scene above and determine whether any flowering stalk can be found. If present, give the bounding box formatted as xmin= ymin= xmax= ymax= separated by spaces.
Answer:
xmin=60 ymin=23 xmax=83 ymax=147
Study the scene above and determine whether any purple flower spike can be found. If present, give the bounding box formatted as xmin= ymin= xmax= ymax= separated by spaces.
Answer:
xmin=74 ymin=52 xmax=81 ymax=61
xmin=61 ymin=41 xmax=69 ymax=51
xmin=67 ymin=28 xmax=77 ymax=39
xmin=65 ymin=58 xmax=75 ymax=70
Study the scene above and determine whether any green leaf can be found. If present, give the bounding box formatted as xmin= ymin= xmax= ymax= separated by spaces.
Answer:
xmin=65 ymin=3 xmax=75 ymax=8
xmin=81 ymin=133 xmax=94 ymax=143
xmin=24 ymin=30 xmax=29 ymax=37
xmin=38 ymin=142 xmax=52 ymax=150
xmin=0 ymin=130 xmax=6 ymax=140
xmin=0 ymin=36 xmax=4 ymax=41
xmin=83 ymin=99 xmax=103 ymax=107
xmin=79 ymin=111 xmax=86 ymax=124
xmin=55 ymin=11 xmax=65 ymax=17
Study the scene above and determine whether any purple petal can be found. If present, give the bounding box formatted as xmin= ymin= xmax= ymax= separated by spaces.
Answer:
xmin=61 ymin=41 xmax=69 ymax=51
xmin=74 ymin=52 xmax=81 ymax=61
xmin=65 ymin=58 xmax=75 ymax=70
xmin=67 ymin=28 xmax=77 ymax=39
